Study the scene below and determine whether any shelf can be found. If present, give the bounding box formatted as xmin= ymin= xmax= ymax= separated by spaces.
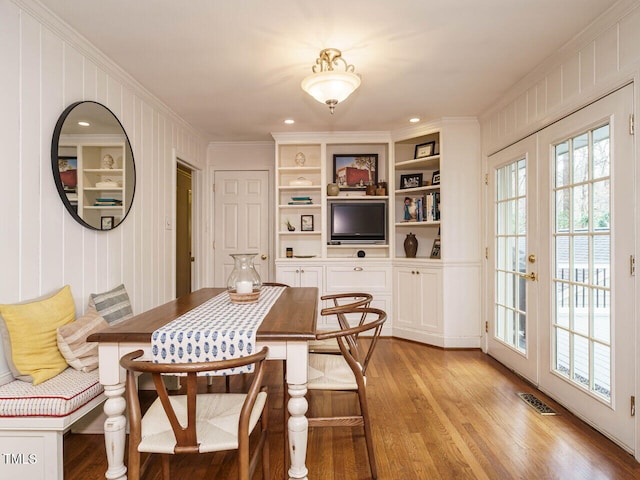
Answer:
xmin=84 ymin=187 xmax=123 ymax=191
xmin=278 ymin=204 xmax=320 ymax=209
xmin=395 ymin=221 xmax=441 ymax=227
xmin=395 ymin=155 xmax=440 ymax=171
xmin=279 ymin=231 xmax=321 ymax=235
xmin=84 ymin=206 xmax=123 ymax=210
xmin=83 ymin=168 xmax=124 ymax=173
xmin=327 ymin=195 xmax=388 ymax=201
xmin=327 ymin=244 xmax=389 ymax=249
xmin=278 ymin=167 xmax=321 ymax=173
xmin=278 ymin=185 xmax=321 ymax=190
xmin=394 ymin=186 xmax=438 ymax=195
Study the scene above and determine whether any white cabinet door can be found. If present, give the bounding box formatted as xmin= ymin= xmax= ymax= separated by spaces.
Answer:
xmin=276 ymin=264 xmax=322 ymax=289
xmin=393 ymin=265 xmax=442 ymax=344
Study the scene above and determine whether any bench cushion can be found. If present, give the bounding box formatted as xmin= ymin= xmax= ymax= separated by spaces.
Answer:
xmin=0 ymin=368 xmax=103 ymax=417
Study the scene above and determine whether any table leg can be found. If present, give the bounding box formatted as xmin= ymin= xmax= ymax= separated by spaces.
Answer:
xmin=286 ymin=341 xmax=309 ymax=480
xmin=103 ymin=383 xmax=127 ymax=480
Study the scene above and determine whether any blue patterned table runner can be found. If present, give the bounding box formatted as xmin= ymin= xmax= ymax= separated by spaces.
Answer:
xmin=151 ymin=286 xmax=285 ymax=375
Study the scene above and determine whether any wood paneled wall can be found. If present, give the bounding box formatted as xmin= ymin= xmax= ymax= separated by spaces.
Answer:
xmin=480 ymin=0 xmax=640 ymax=154
xmin=0 ymin=0 xmax=208 ymax=378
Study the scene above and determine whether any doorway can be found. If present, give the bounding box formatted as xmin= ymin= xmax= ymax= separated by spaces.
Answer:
xmin=176 ymin=163 xmax=193 ymax=298
xmin=487 ymin=84 xmax=635 ymax=451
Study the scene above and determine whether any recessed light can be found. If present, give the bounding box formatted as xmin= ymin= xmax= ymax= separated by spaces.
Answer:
xmin=78 ymin=121 xmax=90 ymax=127
xmin=409 ymin=117 xmax=420 ymax=123
xmin=284 ymin=119 xmax=295 ymax=125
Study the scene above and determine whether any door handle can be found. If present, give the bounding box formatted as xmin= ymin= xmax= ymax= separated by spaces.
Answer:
xmin=261 ymin=254 xmax=267 ymax=260
xmin=520 ymin=271 xmax=537 ymax=281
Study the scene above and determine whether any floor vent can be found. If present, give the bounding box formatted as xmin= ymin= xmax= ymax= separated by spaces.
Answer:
xmin=517 ymin=393 xmax=558 ymax=415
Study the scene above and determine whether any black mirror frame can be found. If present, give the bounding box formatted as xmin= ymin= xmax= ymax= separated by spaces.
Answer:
xmin=51 ymin=101 xmax=136 ymax=231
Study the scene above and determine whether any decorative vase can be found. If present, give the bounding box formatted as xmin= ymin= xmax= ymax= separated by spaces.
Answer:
xmin=404 ymin=233 xmax=418 ymax=258
xmin=227 ymin=253 xmax=262 ymax=302
xmin=295 ymin=152 xmax=306 ymax=166
xmin=327 ymin=183 xmax=340 ymax=196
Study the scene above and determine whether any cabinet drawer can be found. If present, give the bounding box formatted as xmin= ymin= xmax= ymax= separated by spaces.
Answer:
xmin=325 ymin=264 xmax=391 ymax=292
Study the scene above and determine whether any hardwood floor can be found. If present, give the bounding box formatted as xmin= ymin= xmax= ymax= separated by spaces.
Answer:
xmin=64 ymin=338 xmax=640 ymax=479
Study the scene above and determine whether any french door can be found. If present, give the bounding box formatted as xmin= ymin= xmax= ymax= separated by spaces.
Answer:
xmin=487 ymin=136 xmax=539 ymax=384
xmin=488 ymin=84 xmax=635 ymax=451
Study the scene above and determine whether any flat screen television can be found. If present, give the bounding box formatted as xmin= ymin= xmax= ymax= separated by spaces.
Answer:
xmin=330 ymin=202 xmax=387 ymax=244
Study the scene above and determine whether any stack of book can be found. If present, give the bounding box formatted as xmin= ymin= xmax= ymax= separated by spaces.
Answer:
xmin=403 ymin=192 xmax=440 ymax=222
xmin=288 ymin=196 xmax=312 ymax=205
xmin=94 ymin=198 xmax=123 ymax=207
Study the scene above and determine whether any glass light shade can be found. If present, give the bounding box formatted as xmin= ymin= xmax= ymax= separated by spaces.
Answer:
xmin=301 ymin=71 xmax=361 ymax=105
xmin=226 ymin=253 xmax=262 ymax=294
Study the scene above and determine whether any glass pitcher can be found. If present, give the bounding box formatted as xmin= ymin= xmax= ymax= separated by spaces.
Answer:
xmin=227 ymin=253 xmax=262 ymax=294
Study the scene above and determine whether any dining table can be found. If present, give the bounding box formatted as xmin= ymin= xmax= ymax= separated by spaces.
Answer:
xmin=87 ymin=286 xmax=318 ymax=480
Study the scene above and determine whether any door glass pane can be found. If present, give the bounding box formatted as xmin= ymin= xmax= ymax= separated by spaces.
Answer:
xmin=494 ymin=158 xmax=527 ymax=353
xmin=552 ymin=123 xmax=611 ymax=402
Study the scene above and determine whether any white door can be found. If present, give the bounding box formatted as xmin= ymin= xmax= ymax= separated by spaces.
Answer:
xmin=487 ymin=135 xmax=539 ymax=383
xmin=537 ymin=85 xmax=635 ymax=451
xmin=214 ymin=171 xmax=270 ymax=287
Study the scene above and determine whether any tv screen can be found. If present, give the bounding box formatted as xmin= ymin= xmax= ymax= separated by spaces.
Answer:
xmin=330 ymin=202 xmax=387 ymax=243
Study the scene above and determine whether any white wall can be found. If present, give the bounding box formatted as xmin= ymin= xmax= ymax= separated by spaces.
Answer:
xmin=204 ymin=142 xmax=275 ymax=285
xmin=480 ymin=0 xmax=640 ymax=153
xmin=0 ymin=0 xmax=208 ymax=375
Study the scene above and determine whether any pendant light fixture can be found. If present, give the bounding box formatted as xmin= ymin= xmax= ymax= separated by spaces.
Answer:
xmin=301 ymin=48 xmax=361 ymax=114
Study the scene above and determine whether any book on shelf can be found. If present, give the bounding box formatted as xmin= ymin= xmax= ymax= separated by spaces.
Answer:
xmin=402 ymin=192 xmax=440 ymax=222
xmin=288 ymin=196 xmax=312 ymax=205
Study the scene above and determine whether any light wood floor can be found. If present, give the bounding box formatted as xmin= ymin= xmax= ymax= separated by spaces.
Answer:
xmin=64 ymin=338 xmax=640 ymax=479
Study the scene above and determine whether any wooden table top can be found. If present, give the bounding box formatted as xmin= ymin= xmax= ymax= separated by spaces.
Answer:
xmin=87 ymin=287 xmax=319 ymax=344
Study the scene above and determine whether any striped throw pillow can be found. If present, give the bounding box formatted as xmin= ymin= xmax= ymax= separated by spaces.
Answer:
xmin=57 ymin=307 xmax=108 ymax=372
xmin=89 ymin=284 xmax=133 ymax=324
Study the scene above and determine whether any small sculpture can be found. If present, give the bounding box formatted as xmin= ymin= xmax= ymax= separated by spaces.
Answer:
xmin=295 ymin=152 xmax=306 ymax=167
xmin=286 ymin=220 xmax=296 ymax=231
xmin=102 ymin=154 xmax=115 ymax=169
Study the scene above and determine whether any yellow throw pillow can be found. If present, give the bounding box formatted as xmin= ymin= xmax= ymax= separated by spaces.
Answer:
xmin=57 ymin=306 xmax=108 ymax=372
xmin=0 ymin=285 xmax=75 ymax=385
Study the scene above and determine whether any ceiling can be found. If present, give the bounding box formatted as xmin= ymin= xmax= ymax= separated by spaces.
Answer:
xmin=38 ymin=0 xmax=619 ymax=142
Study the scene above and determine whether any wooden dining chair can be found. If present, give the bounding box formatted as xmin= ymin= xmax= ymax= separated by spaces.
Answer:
xmin=308 ymin=292 xmax=374 ymax=353
xmin=120 ymin=347 xmax=270 ymax=480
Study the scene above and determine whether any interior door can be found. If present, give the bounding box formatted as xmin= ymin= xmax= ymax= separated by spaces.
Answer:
xmin=176 ymin=163 xmax=193 ymax=297
xmin=213 ymin=171 xmax=270 ymax=287
xmin=537 ymin=85 xmax=635 ymax=451
xmin=487 ymin=135 xmax=539 ymax=383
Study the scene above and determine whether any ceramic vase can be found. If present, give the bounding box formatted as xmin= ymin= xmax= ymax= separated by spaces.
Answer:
xmin=404 ymin=232 xmax=418 ymax=258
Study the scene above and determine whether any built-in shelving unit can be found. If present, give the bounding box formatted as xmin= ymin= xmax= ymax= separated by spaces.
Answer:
xmin=272 ymin=122 xmax=481 ymax=347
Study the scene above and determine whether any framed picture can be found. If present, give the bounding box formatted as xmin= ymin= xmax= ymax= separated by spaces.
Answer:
xmin=333 ymin=154 xmax=378 ymax=191
xmin=300 ymin=214 xmax=314 ymax=231
xmin=431 ymin=170 xmax=441 ymax=185
xmin=399 ymin=173 xmax=423 ymax=190
xmin=430 ymin=238 xmax=441 ymax=259
xmin=415 ymin=141 xmax=436 ymax=159
xmin=101 ymin=216 xmax=114 ymax=230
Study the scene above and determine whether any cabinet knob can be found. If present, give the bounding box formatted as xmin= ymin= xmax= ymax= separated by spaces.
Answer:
xmin=354 ymin=267 xmax=363 ymax=271
xmin=296 ymin=269 xmax=300 ymax=273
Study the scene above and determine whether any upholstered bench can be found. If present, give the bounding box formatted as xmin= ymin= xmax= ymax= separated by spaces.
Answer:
xmin=0 ymin=367 xmax=105 ymax=480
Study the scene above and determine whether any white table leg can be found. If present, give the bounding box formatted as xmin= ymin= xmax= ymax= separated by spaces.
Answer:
xmin=103 ymin=383 xmax=127 ymax=480
xmin=286 ymin=341 xmax=309 ymax=480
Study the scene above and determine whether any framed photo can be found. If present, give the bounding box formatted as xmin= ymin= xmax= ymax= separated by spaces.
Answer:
xmin=415 ymin=141 xmax=436 ymax=159
xmin=399 ymin=173 xmax=423 ymax=190
xmin=333 ymin=154 xmax=378 ymax=191
xmin=431 ymin=170 xmax=441 ymax=185
xmin=101 ymin=216 xmax=114 ymax=230
xmin=300 ymin=214 xmax=314 ymax=231
xmin=430 ymin=238 xmax=441 ymax=259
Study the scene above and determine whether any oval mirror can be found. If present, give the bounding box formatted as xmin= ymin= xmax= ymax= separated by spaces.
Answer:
xmin=51 ymin=101 xmax=136 ymax=231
